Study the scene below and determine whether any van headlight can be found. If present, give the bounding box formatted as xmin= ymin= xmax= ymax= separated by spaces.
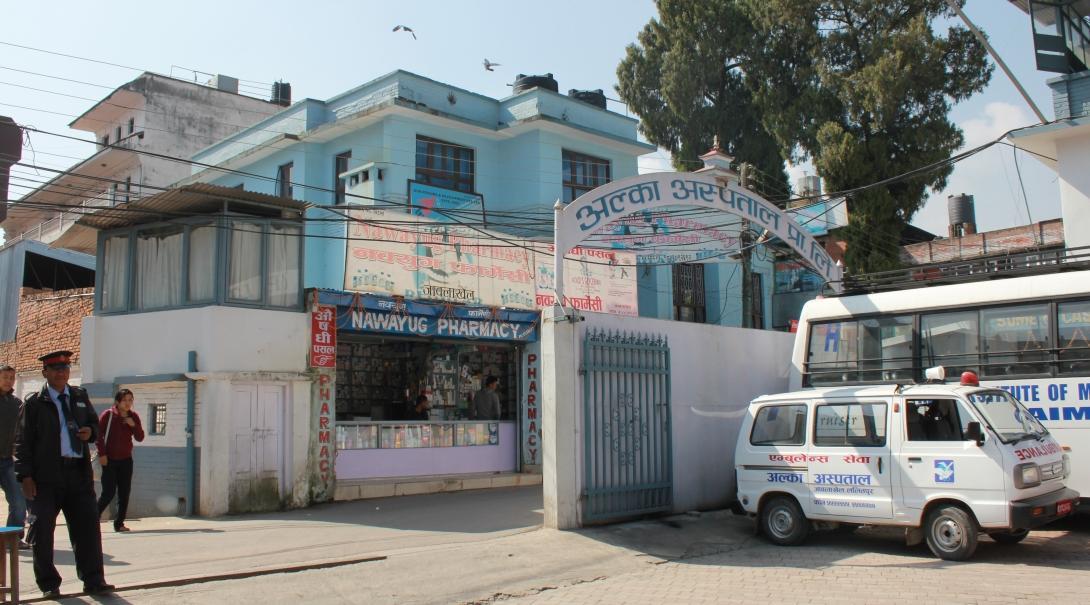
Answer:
xmin=1063 ymin=454 xmax=1071 ymax=479
xmin=1015 ymin=463 xmax=1041 ymax=489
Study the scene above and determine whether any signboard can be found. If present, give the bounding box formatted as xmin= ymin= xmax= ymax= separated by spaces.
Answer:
xmin=408 ymin=181 xmax=485 ymax=224
xmin=522 ymin=345 xmax=541 ymax=466
xmin=310 ymin=305 xmax=337 ymax=368
xmin=319 ymin=291 xmax=539 ymax=343
xmin=775 ymin=261 xmax=824 ymax=294
xmin=311 ymin=369 xmax=335 ymax=501
xmin=345 ymin=209 xmax=537 ymax=309
xmin=533 ymin=243 xmax=638 ymax=315
xmin=589 ymin=207 xmax=741 ymax=265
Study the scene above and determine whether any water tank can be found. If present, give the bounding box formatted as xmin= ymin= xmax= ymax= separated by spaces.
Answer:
xmin=948 ymin=193 xmax=976 ymax=238
xmin=796 ymin=175 xmax=822 ymax=197
xmin=271 ymin=81 xmax=292 ymax=107
xmin=513 ymin=73 xmax=558 ymax=94
xmin=568 ymin=89 xmax=607 ymax=109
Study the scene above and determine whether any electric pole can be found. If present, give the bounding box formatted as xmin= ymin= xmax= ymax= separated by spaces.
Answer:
xmin=0 ymin=116 xmax=22 ymax=223
xmin=739 ymin=162 xmax=753 ymax=329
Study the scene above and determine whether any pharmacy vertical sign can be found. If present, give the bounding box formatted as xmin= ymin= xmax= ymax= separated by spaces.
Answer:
xmin=310 ymin=304 xmax=337 ymax=502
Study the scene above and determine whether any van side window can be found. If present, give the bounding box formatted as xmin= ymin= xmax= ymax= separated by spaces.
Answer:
xmin=750 ymin=404 xmax=807 ymax=446
xmin=814 ymin=402 xmax=887 ymax=447
xmin=906 ymin=399 xmax=965 ymax=441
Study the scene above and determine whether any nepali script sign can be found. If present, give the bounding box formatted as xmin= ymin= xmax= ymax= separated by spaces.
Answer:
xmin=533 ymin=243 xmax=638 ymax=316
xmin=554 ymin=173 xmax=843 ymax=302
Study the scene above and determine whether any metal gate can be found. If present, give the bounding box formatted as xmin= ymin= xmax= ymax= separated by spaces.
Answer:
xmin=582 ymin=329 xmax=672 ymax=522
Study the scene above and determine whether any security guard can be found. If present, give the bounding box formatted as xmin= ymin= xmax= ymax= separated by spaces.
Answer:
xmin=15 ymin=351 xmax=114 ymax=598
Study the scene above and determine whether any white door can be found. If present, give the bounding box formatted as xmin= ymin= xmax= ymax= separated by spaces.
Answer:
xmin=807 ymin=398 xmax=895 ymax=520
xmin=230 ymin=384 xmax=285 ymax=512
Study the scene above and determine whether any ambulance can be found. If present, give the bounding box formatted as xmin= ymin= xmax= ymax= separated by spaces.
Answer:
xmin=734 ymin=368 xmax=1078 ymax=560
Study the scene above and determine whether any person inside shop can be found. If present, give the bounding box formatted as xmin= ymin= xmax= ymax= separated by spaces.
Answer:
xmin=472 ymin=376 xmax=501 ymax=420
xmin=408 ymin=394 xmax=430 ymax=421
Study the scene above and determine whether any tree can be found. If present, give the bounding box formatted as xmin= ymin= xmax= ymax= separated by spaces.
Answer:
xmin=616 ymin=0 xmax=790 ymax=199
xmin=742 ymin=0 xmax=992 ymax=273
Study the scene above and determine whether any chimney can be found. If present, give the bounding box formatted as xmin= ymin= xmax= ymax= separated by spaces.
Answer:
xmin=948 ymin=193 xmax=977 ymax=238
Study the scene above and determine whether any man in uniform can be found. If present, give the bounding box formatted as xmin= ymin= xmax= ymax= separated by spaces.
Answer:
xmin=15 ymin=351 xmax=114 ymax=599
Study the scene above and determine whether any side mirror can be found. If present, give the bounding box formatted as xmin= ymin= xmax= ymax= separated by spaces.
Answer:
xmin=966 ymin=421 xmax=985 ymax=447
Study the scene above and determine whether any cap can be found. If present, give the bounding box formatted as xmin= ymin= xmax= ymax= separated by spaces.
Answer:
xmin=39 ymin=350 xmax=73 ymax=368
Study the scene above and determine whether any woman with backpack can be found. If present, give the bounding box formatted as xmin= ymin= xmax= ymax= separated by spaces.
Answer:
xmin=95 ymin=389 xmax=144 ymax=532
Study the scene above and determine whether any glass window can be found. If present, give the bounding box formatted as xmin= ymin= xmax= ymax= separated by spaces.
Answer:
xmin=562 ymin=150 xmax=611 ymax=203
xmin=672 ymin=263 xmax=706 ymax=323
xmin=276 ymin=162 xmax=293 ymax=198
xmin=750 ymin=404 xmax=807 ymax=446
xmin=981 ymin=304 xmax=1050 ymax=377
xmin=334 ymin=150 xmax=351 ymax=204
xmin=814 ymin=402 xmax=887 ymax=447
xmin=416 ymin=136 xmax=474 ymax=193
xmin=807 ymin=320 xmax=859 ymax=385
xmin=100 ymin=235 xmax=129 ymax=312
xmin=134 ymin=229 xmax=183 ymax=310
xmin=267 ymin=224 xmax=301 ymax=307
xmin=906 ymin=399 xmax=967 ymax=442
xmin=127 ymin=117 xmax=135 ymax=135
xmin=187 ymin=225 xmax=217 ymax=303
xmin=1058 ymin=300 xmax=1090 ymax=375
xmin=228 ymin=222 xmax=263 ymax=302
xmin=920 ymin=310 xmax=980 ymax=377
xmin=858 ymin=315 xmax=913 ymax=381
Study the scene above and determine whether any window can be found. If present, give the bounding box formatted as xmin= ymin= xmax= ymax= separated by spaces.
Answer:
xmin=415 ymin=136 xmax=474 ymax=193
xmin=749 ymin=273 xmax=765 ymax=329
xmin=267 ymin=224 xmax=301 ymax=307
xmin=228 ymin=222 xmax=263 ymax=302
xmin=981 ymin=304 xmax=1050 ymax=377
xmin=134 ymin=228 xmax=184 ymax=310
xmin=562 ymin=150 xmax=611 ymax=202
xmin=1059 ymin=301 xmax=1090 ymax=374
xmin=672 ymin=263 xmax=706 ymax=323
xmin=187 ymin=225 xmax=217 ymax=303
xmin=276 ymin=162 xmax=293 ymax=198
xmin=920 ymin=311 xmax=980 ymax=377
xmin=100 ymin=235 xmax=129 ymax=312
xmin=806 ymin=315 xmax=913 ymax=384
xmin=148 ymin=404 xmax=167 ymax=435
xmin=115 ymin=125 xmax=122 ymax=142
xmin=127 ymin=117 xmax=135 ymax=135
xmin=121 ymin=176 xmax=132 ymax=204
xmin=334 ymin=151 xmax=351 ymax=204
xmin=750 ymin=404 xmax=807 ymax=446
xmin=101 ymin=134 xmax=109 ymax=147
xmin=906 ymin=399 xmax=968 ymax=442
xmin=814 ymin=402 xmax=887 ymax=447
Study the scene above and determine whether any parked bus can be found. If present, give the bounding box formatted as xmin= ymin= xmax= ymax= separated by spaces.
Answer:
xmin=791 ymin=268 xmax=1090 ymax=505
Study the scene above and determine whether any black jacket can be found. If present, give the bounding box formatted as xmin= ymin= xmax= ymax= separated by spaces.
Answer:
xmin=15 ymin=384 xmax=99 ymax=483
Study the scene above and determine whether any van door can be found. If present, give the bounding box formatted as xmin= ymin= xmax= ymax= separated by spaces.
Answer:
xmin=896 ymin=397 xmax=1007 ymax=525
xmin=807 ymin=398 xmax=894 ymax=519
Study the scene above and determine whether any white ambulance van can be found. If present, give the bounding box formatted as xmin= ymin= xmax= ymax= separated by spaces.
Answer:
xmin=735 ymin=368 xmax=1078 ymax=560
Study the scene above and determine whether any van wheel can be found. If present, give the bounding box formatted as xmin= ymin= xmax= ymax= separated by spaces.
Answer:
xmin=990 ymin=529 xmax=1029 ymax=545
xmin=925 ymin=505 xmax=978 ymax=561
xmin=761 ymin=496 xmax=809 ymax=546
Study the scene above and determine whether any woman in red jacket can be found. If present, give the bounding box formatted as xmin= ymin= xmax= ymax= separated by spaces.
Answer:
xmin=95 ymin=389 xmax=144 ymax=532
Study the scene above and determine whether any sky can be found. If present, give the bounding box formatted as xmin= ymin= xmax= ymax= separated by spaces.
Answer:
xmin=0 ymin=0 xmax=1062 ymax=239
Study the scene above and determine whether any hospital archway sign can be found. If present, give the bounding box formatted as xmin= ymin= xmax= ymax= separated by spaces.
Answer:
xmin=551 ymin=171 xmax=843 ymax=306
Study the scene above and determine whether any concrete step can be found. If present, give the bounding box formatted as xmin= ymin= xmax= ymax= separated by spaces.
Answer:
xmin=334 ymin=472 xmax=542 ymax=501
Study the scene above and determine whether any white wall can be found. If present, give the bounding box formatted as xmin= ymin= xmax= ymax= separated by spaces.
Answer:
xmin=82 ymin=306 xmax=308 ymax=381
xmin=1057 ymin=135 xmax=1090 ymax=250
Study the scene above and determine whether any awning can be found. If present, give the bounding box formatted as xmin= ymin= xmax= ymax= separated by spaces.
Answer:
xmin=317 ymin=290 xmax=539 ymax=343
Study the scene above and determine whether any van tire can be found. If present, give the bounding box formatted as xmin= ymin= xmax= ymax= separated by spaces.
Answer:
xmin=760 ymin=496 xmax=809 ymax=546
xmin=924 ymin=505 xmax=978 ymax=560
xmin=990 ymin=529 xmax=1029 ymax=545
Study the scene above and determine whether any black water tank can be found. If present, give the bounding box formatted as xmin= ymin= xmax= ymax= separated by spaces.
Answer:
xmin=271 ymin=81 xmax=292 ymax=107
xmin=568 ymin=89 xmax=607 ymax=109
xmin=948 ymin=193 xmax=975 ymax=227
xmin=513 ymin=73 xmax=558 ymax=94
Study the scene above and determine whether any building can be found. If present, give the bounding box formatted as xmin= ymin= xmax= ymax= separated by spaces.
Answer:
xmin=0 ymin=73 xmax=285 ymax=391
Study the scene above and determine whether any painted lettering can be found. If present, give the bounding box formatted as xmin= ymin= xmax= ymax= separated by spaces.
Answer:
xmin=319 ymin=416 xmax=330 ymax=429
xmin=318 ymin=430 xmax=330 ymax=443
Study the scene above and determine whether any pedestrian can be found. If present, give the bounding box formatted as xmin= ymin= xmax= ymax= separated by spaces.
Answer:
xmin=96 ymin=388 xmax=144 ymax=533
xmin=472 ymin=376 xmax=501 ymax=420
xmin=15 ymin=351 xmax=114 ymax=598
xmin=407 ymin=394 xmax=430 ymax=421
xmin=0 ymin=364 xmax=28 ymax=549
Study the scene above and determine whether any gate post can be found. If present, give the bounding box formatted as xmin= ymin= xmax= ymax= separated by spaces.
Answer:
xmin=542 ymin=305 xmax=581 ymax=529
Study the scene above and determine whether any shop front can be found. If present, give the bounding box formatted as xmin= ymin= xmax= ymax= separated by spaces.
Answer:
xmin=317 ymin=291 xmax=538 ymax=481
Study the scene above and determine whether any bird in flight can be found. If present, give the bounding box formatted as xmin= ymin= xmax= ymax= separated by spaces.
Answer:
xmin=483 ymin=59 xmax=501 ymax=72
xmin=393 ymin=25 xmax=416 ymax=40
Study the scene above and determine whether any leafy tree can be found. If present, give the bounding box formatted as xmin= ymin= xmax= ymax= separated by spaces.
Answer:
xmin=616 ymin=0 xmax=790 ymax=198
xmin=742 ymin=0 xmax=992 ymax=273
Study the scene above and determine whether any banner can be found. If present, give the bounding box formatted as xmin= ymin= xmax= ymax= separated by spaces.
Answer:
xmin=310 ymin=305 xmax=337 ymax=368
xmin=408 ymin=181 xmax=485 ymax=223
xmin=589 ymin=207 xmax=741 ymax=265
xmin=533 ymin=243 xmax=638 ymax=316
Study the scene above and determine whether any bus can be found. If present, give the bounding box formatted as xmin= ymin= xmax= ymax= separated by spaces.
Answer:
xmin=791 ymin=268 xmax=1090 ymax=505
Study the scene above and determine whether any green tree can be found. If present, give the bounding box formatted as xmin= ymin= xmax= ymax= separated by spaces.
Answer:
xmin=616 ymin=0 xmax=790 ymax=198
xmin=742 ymin=0 xmax=992 ymax=273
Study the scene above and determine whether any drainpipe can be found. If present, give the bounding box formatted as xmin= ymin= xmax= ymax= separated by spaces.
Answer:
xmin=186 ymin=350 xmax=197 ymax=516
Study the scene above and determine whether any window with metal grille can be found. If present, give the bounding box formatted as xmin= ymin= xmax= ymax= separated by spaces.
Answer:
xmin=562 ymin=150 xmax=611 ymax=203
xmin=750 ymin=273 xmax=765 ymax=328
xmin=672 ymin=263 xmax=706 ymax=323
xmin=334 ymin=150 xmax=351 ymax=204
xmin=149 ymin=403 xmax=167 ymax=435
xmin=415 ymin=136 xmax=474 ymax=193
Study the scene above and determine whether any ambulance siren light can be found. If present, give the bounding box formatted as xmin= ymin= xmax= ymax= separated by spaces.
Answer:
xmin=924 ymin=366 xmax=946 ymax=383
xmin=960 ymin=371 xmax=980 ymax=387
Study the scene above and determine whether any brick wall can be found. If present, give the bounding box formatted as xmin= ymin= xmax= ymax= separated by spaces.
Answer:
xmin=899 ymin=219 xmax=1064 ymax=265
xmin=0 ymin=287 xmax=94 ymax=371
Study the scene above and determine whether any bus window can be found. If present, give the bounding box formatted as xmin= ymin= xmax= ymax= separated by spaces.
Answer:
xmin=981 ymin=304 xmax=1050 ymax=377
xmin=859 ymin=316 xmax=913 ymax=381
xmin=807 ymin=321 xmax=859 ymax=384
xmin=920 ymin=311 xmax=980 ymax=378
xmin=1059 ymin=300 xmax=1090 ymax=375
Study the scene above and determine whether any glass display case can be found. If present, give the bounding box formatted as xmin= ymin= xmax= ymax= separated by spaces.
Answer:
xmin=336 ymin=421 xmax=500 ymax=450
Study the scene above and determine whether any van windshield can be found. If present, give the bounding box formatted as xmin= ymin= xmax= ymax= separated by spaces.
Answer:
xmin=965 ymin=390 xmax=1047 ymax=444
